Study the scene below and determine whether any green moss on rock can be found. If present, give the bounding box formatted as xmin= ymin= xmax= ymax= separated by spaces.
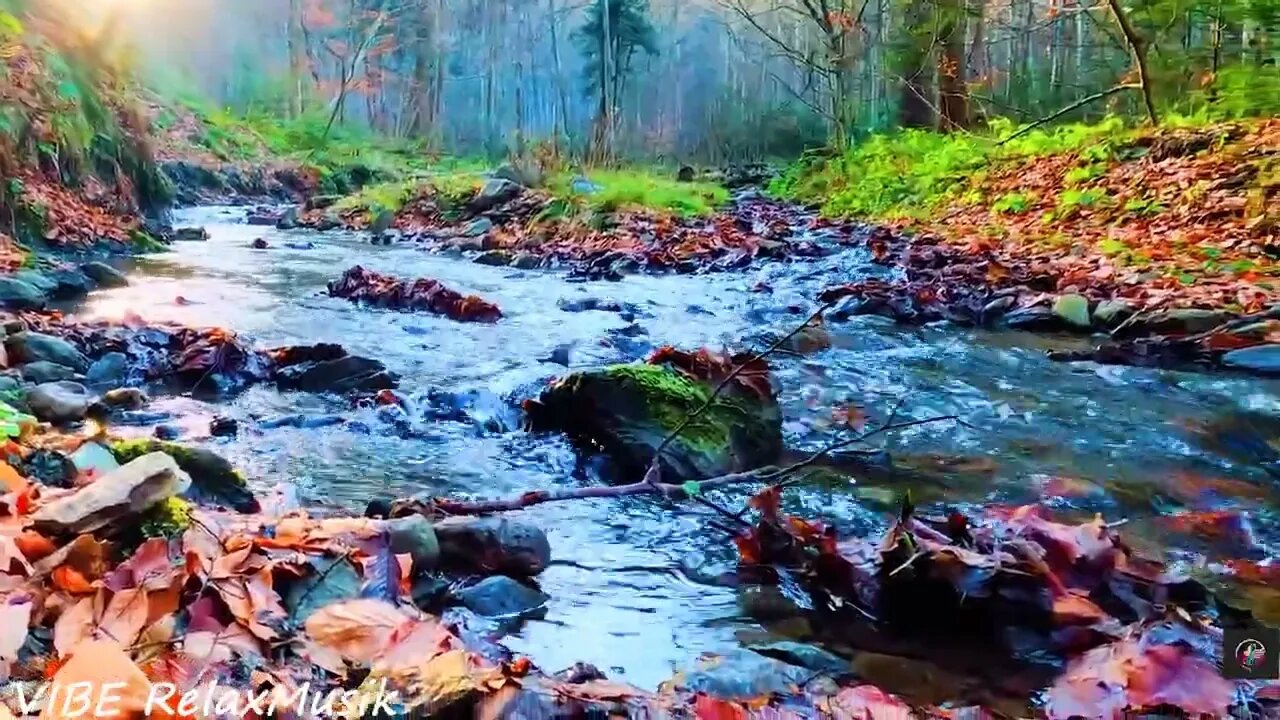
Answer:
xmin=110 ymin=440 xmax=259 ymax=513
xmin=137 ymin=497 xmax=192 ymax=539
xmin=527 ymin=361 xmax=782 ymax=481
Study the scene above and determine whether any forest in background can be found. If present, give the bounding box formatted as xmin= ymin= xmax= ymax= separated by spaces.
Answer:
xmin=99 ymin=0 xmax=1279 ymax=163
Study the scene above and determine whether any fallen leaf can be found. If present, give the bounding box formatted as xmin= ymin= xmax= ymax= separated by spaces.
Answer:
xmin=304 ymin=599 xmax=413 ymax=664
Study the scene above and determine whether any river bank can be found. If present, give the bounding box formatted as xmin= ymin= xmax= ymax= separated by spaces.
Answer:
xmin=0 ymin=199 xmax=1271 ymax=716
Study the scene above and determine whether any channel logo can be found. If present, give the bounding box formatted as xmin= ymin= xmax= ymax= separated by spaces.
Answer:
xmin=1223 ymin=625 xmax=1280 ymax=680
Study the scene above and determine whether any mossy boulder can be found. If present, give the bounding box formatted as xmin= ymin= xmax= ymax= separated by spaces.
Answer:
xmin=137 ymin=497 xmax=193 ymax=539
xmin=109 ymin=440 xmax=260 ymax=513
xmin=525 ymin=362 xmax=782 ymax=481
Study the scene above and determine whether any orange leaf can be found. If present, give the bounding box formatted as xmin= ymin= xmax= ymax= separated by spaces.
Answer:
xmin=0 ymin=462 xmax=28 ymax=493
xmin=304 ymin=599 xmax=414 ymax=664
xmin=51 ymin=565 xmax=95 ymax=595
xmin=15 ymin=530 xmax=56 ymax=562
xmin=40 ymin=639 xmax=152 ymax=720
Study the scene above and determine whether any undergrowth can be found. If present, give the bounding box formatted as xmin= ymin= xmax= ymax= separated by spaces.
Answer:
xmin=548 ymin=169 xmax=728 ymax=217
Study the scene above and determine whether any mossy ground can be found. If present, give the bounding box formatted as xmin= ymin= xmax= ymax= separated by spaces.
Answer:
xmin=137 ymin=496 xmax=192 ymax=539
xmin=546 ymin=169 xmax=728 ymax=218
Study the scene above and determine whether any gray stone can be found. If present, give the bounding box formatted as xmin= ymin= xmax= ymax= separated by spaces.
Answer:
xmin=173 ymin=227 xmax=209 ymax=242
xmin=464 ymin=217 xmax=494 ymax=237
xmin=1222 ymin=345 xmax=1280 ymax=375
xmin=27 ymin=381 xmax=93 ymax=423
xmin=102 ymin=387 xmax=147 ymax=409
xmin=370 ymin=210 xmax=396 ymax=235
xmin=0 ymin=375 xmax=20 ymax=395
xmin=6 ymin=332 xmax=90 ymax=371
xmin=470 ymin=179 xmax=522 ymax=212
xmin=48 ymin=269 xmax=95 ymax=299
xmin=455 ymin=576 xmax=548 ymax=617
xmin=386 ymin=515 xmax=440 ymax=571
xmin=20 ymin=361 xmax=76 ymax=383
xmin=1052 ymin=294 xmax=1091 ymax=329
xmin=85 ymin=352 xmax=129 ymax=384
xmin=1093 ymin=299 xmax=1136 ymax=328
xmin=276 ymin=206 xmax=301 ymax=230
xmin=79 ymin=262 xmax=128 ymax=288
xmin=512 ymin=253 xmax=541 ymax=270
xmin=474 ymin=250 xmax=513 ymax=266
xmin=434 ymin=515 xmax=551 ymax=577
xmin=1003 ymin=306 xmax=1066 ymax=332
xmin=747 ymin=641 xmax=851 ymax=677
xmin=12 ymin=270 xmax=55 ymax=292
xmin=0 ymin=278 xmax=46 ymax=310
xmin=666 ymin=648 xmax=817 ymax=700
xmin=1114 ymin=308 xmax=1236 ymax=339
xmin=30 ymin=452 xmax=191 ymax=535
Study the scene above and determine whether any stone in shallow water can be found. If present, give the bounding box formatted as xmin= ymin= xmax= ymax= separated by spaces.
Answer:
xmin=27 ymin=381 xmax=93 ymax=423
xmin=20 ymin=361 xmax=76 ymax=384
xmin=5 ymin=332 xmax=89 ymax=371
xmin=0 ymin=278 xmax=46 ymax=310
xmin=31 ymin=452 xmax=191 ymax=535
xmin=1222 ymin=345 xmax=1280 ymax=375
xmin=284 ymin=558 xmax=361 ymax=625
xmin=85 ymin=352 xmax=129 ymax=385
xmin=1052 ymin=294 xmax=1091 ymax=329
xmin=434 ymin=515 xmax=551 ymax=577
xmin=79 ymin=261 xmax=128 ymax=288
xmin=662 ymin=648 xmax=822 ymax=700
xmin=454 ymin=576 xmax=548 ymax=617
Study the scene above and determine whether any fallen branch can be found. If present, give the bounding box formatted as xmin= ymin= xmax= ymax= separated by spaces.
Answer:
xmin=998 ymin=84 xmax=1142 ymax=145
xmin=434 ymin=415 xmax=959 ymax=515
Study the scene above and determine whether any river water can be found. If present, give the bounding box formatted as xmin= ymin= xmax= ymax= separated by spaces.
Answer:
xmin=72 ymin=205 xmax=1280 ymax=694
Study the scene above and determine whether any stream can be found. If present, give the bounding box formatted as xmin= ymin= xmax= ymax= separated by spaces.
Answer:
xmin=71 ymin=204 xmax=1280 ymax=696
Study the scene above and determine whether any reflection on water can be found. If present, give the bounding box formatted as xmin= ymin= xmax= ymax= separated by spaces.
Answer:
xmin=74 ymin=205 xmax=1280 ymax=690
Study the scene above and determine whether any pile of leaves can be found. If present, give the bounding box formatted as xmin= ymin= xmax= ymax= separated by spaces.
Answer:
xmin=646 ymin=345 xmax=775 ymax=401
xmin=732 ymin=488 xmax=1277 ymax=716
xmin=809 ymin=120 xmax=1280 ymax=316
xmin=326 ymin=266 xmax=502 ymax=323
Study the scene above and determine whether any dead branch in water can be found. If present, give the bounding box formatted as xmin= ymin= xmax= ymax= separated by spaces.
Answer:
xmin=434 ymin=415 xmax=959 ymax=515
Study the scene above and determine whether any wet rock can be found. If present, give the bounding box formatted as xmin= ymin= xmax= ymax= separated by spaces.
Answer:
xmin=1222 ymin=345 xmax=1280 ymax=375
xmin=434 ymin=515 xmax=551 ymax=577
xmin=327 ymin=266 xmax=503 ymax=323
xmin=246 ymin=208 xmax=283 ymax=226
xmin=250 ymin=238 xmax=270 ymax=250
xmin=276 ymin=206 xmax=301 ymax=230
xmin=493 ymin=162 xmax=544 ymax=188
xmin=85 ymin=352 xmax=128 ymax=385
xmin=110 ymin=440 xmax=260 ymax=513
xmin=1092 ymin=299 xmax=1136 ymax=328
xmin=1113 ymin=308 xmax=1236 ymax=339
xmin=748 ymin=641 xmax=851 ymax=677
xmin=283 ymin=241 xmax=316 ymax=250
xmin=540 ymin=344 xmax=572 ymax=367
xmin=370 ymin=210 xmax=396 ymax=235
xmin=79 ymin=262 xmax=128 ymax=288
xmin=470 ymin=179 xmax=522 ymax=213
xmin=555 ymin=663 xmax=608 ymax=684
xmin=305 ymin=195 xmax=341 ymax=211
xmin=27 ymin=381 xmax=93 ymax=423
xmin=0 ymin=278 xmax=47 ymax=310
xmin=19 ymin=449 xmax=77 ymax=488
xmin=677 ymin=166 xmax=696 ymax=182
xmin=387 ymin=515 xmax=440 ymax=571
xmin=47 ymin=268 xmax=95 ymax=299
xmin=102 ymin=387 xmax=148 ymax=409
xmin=173 ymin=227 xmax=209 ymax=242
xmin=285 ymin=558 xmax=361 ymax=625
xmin=274 ymin=355 xmax=396 ymax=394
xmin=463 ymin=217 xmax=494 ymax=237
xmin=19 ymin=361 xmax=76 ymax=384
xmin=829 ymin=294 xmax=871 ymax=321
xmin=1052 ymin=294 xmax=1091 ymax=329
xmin=0 ymin=375 xmax=20 ymax=396
xmin=153 ymin=424 xmax=182 ymax=440
xmin=13 ymin=270 xmax=56 ymax=294
xmin=69 ymin=441 xmax=119 ymax=477
xmin=209 ymin=416 xmax=238 ymax=437
xmin=455 ymin=576 xmax=548 ymax=617
xmin=525 ymin=360 xmax=782 ymax=481
xmin=1003 ymin=306 xmax=1068 ymax=332
xmin=738 ymin=584 xmax=805 ymax=621
xmin=557 ymin=297 xmax=623 ymax=313
xmin=6 ymin=332 xmax=89 ymax=371
xmin=474 ymin=250 xmax=513 ymax=266
xmin=31 ymin=452 xmax=191 ymax=535
xmin=512 ymin=253 xmax=541 ymax=270
xmin=663 ymin=648 xmax=818 ymax=700
xmin=980 ymin=295 xmax=1017 ymax=326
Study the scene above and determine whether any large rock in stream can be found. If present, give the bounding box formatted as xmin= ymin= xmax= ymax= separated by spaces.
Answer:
xmin=110 ymin=439 xmax=261 ymax=513
xmin=524 ymin=353 xmax=783 ymax=481
xmin=31 ymin=452 xmax=191 ymax=535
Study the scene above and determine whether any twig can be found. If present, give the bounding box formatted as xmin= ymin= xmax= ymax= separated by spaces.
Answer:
xmin=998 ymin=84 xmax=1142 ymax=145
xmin=648 ymin=302 xmax=833 ymax=482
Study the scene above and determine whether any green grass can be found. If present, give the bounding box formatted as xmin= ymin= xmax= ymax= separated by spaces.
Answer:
xmin=770 ymin=116 xmax=1133 ymax=221
xmin=549 ymin=169 xmax=729 ymax=218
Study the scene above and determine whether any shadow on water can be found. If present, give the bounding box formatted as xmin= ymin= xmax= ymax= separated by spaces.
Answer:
xmin=72 ymin=204 xmax=1280 ymax=697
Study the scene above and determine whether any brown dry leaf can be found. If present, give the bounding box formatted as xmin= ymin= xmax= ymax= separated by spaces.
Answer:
xmin=213 ymin=567 xmax=285 ymax=641
xmin=0 ymin=535 xmax=33 ymax=575
xmin=54 ymin=588 xmax=149 ymax=655
xmin=53 ymin=592 xmax=99 ymax=655
xmin=304 ymin=599 xmax=413 ymax=664
xmin=0 ymin=462 xmax=28 ymax=493
xmin=133 ymin=614 xmax=176 ymax=663
xmin=40 ymin=639 xmax=151 ymax=720
xmin=400 ymin=649 xmax=487 ymax=712
xmin=372 ymin=615 xmax=456 ymax=676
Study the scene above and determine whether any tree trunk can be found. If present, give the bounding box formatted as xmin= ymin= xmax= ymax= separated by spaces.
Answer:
xmin=287 ymin=0 xmax=306 ymax=116
xmin=937 ymin=0 xmax=969 ymax=131
xmin=1107 ymin=0 xmax=1159 ymax=125
xmin=900 ymin=0 xmax=934 ymax=128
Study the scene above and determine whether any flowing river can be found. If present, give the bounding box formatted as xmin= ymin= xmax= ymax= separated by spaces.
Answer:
xmin=69 ymin=204 xmax=1280 ymax=697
